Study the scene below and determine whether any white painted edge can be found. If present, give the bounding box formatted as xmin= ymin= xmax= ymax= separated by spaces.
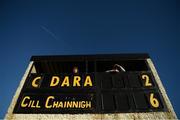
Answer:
xmin=5 ymin=62 xmax=34 ymax=120
xmin=147 ymin=59 xmax=177 ymax=119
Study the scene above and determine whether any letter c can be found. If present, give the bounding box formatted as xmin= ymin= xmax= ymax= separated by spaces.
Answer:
xmin=32 ymin=76 xmax=41 ymax=88
xmin=21 ymin=96 xmax=30 ymax=107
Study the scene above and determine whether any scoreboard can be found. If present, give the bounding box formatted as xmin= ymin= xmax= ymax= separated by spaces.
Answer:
xmin=6 ymin=54 xmax=177 ymax=119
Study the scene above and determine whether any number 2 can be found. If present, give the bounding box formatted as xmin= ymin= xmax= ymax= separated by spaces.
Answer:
xmin=141 ymin=74 xmax=152 ymax=87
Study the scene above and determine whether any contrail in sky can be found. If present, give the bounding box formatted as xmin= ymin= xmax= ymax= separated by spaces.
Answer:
xmin=40 ymin=25 xmax=58 ymax=41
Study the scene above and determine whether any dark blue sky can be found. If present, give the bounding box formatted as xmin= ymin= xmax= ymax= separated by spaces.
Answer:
xmin=0 ymin=0 xmax=179 ymax=118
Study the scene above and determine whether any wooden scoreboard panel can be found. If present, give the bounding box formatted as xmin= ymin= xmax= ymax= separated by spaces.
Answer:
xmin=6 ymin=54 xmax=177 ymax=120
xmin=13 ymin=54 xmax=166 ymax=114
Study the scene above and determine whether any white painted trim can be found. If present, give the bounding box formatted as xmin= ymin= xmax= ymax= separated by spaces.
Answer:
xmin=147 ymin=59 xmax=177 ymax=119
xmin=5 ymin=62 xmax=34 ymax=120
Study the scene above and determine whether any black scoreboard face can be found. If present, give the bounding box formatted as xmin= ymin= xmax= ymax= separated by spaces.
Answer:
xmin=13 ymin=54 xmax=167 ymax=114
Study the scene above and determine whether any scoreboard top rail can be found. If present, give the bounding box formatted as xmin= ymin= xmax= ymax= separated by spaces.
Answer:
xmin=31 ymin=54 xmax=150 ymax=61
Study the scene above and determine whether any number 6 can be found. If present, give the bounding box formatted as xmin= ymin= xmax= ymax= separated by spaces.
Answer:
xmin=150 ymin=93 xmax=159 ymax=108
